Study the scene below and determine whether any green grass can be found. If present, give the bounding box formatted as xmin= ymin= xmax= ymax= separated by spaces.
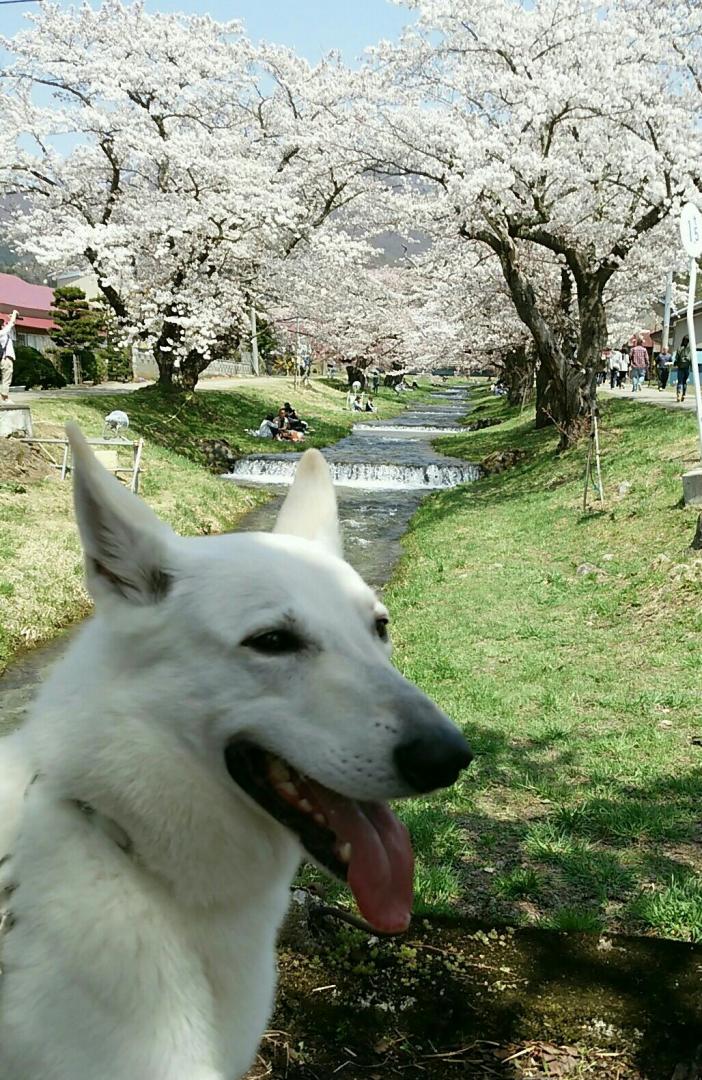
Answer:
xmin=384 ymin=381 xmax=702 ymax=940
xmin=0 ymin=377 xmax=418 ymax=675
xmin=32 ymin=377 xmax=418 ymax=467
xmin=629 ymin=874 xmax=702 ymax=941
xmin=493 ymin=867 xmax=544 ymax=900
xmin=539 ymin=907 xmax=605 ymax=934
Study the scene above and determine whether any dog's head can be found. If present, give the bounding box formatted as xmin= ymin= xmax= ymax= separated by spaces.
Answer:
xmin=66 ymin=424 xmax=473 ymax=933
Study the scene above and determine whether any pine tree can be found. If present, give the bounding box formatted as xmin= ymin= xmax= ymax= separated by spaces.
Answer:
xmin=50 ymin=286 xmax=106 ymax=383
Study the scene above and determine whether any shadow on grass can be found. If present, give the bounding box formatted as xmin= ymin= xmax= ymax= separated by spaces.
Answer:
xmin=440 ymin=719 xmax=702 ymax=941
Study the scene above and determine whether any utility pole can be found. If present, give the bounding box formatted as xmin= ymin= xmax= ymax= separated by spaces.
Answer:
xmin=662 ymin=270 xmax=673 ymax=352
xmin=250 ymin=305 xmax=259 ymax=376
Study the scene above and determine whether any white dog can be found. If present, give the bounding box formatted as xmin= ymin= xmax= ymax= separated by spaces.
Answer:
xmin=0 ymin=426 xmax=472 ymax=1080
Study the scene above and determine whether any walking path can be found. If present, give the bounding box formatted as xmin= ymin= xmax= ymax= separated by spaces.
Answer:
xmin=598 ymin=384 xmax=696 ymax=411
xmin=14 ymin=374 xmax=360 ymax=401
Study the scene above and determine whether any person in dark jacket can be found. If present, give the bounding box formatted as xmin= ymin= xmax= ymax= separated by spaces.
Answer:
xmin=675 ymin=337 xmax=692 ymax=403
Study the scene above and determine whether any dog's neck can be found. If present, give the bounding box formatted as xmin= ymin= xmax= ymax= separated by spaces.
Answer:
xmin=26 ymin=622 xmax=302 ymax=917
xmin=27 ymin=711 xmax=301 ymax=915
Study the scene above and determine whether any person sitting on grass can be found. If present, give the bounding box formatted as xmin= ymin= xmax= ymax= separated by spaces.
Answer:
xmin=283 ymin=402 xmax=308 ymax=432
xmin=257 ymin=414 xmax=280 ymax=439
xmin=276 ymin=406 xmax=305 ymax=442
xmin=364 ymin=396 xmax=376 ymax=413
xmin=352 ymin=394 xmax=364 ymax=411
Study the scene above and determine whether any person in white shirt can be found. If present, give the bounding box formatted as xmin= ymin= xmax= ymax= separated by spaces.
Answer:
xmin=608 ymin=348 xmax=622 ymax=389
xmin=0 ymin=310 xmax=18 ymax=402
xmin=257 ymin=415 xmax=279 ymax=439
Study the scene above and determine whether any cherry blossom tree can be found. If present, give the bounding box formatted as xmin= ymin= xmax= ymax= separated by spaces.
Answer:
xmin=364 ymin=0 xmax=693 ymax=445
xmin=0 ymin=2 xmax=369 ymax=390
xmin=270 ymin=230 xmax=477 ymax=380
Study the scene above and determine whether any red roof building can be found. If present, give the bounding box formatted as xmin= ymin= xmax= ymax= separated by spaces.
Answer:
xmin=0 ymin=273 xmax=56 ymax=353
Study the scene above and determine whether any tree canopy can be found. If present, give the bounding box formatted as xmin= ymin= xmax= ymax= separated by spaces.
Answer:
xmin=1 ymin=0 xmax=699 ymax=439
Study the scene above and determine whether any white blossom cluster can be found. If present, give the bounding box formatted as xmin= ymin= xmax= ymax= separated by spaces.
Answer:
xmin=0 ymin=0 xmax=700 ymax=385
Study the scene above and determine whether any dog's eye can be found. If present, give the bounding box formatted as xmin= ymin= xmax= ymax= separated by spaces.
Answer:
xmin=242 ymin=629 xmax=305 ymax=655
xmin=375 ymin=617 xmax=390 ymax=642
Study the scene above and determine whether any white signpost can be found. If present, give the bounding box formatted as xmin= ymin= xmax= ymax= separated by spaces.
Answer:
xmin=679 ymin=203 xmax=702 ymax=466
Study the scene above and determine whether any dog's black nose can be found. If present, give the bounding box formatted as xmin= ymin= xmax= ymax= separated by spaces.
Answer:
xmin=394 ymin=729 xmax=473 ymax=793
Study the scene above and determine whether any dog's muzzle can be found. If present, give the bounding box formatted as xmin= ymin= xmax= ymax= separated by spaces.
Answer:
xmin=394 ymin=726 xmax=473 ymax=793
xmin=390 ymin=689 xmax=474 ymax=794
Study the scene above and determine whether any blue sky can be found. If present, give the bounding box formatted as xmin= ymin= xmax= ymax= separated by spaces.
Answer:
xmin=3 ymin=0 xmax=414 ymax=62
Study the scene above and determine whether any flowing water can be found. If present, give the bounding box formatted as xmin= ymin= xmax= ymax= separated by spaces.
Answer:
xmin=0 ymin=389 xmax=476 ymax=727
xmin=227 ymin=388 xmax=478 ymax=588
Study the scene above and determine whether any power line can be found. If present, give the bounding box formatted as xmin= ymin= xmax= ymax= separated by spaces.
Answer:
xmin=0 ymin=1 xmax=43 ymax=5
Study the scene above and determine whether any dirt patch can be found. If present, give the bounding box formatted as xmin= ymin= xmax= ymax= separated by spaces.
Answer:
xmin=246 ymin=910 xmax=702 ymax=1079
xmin=0 ymin=437 xmax=53 ymax=488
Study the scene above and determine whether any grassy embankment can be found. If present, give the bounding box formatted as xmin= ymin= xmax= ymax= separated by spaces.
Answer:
xmin=385 ymin=383 xmax=702 ymax=940
xmin=0 ymin=377 xmax=413 ymax=675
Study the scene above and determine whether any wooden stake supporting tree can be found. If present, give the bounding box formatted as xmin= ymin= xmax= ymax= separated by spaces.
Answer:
xmin=582 ymin=403 xmax=604 ymax=512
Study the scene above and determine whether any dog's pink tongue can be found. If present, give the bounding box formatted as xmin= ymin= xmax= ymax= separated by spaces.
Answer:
xmin=305 ymin=783 xmax=414 ymax=933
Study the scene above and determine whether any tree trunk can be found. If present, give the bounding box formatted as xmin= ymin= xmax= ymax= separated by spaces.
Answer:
xmin=535 ymin=362 xmax=555 ymax=429
xmin=154 ymin=350 xmax=176 ymax=387
xmin=495 ymin=242 xmax=579 ymax=446
xmin=552 ymin=274 xmax=609 ymax=449
xmin=153 ymin=324 xmax=217 ymax=392
xmin=346 ymin=364 xmax=366 ymax=388
xmin=490 ymin=235 xmax=605 ymax=450
xmin=180 ymin=349 xmax=209 ymax=391
xmin=535 ymin=355 xmax=595 ymax=447
xmin=503 ymin=344 xmax=535 ymax=407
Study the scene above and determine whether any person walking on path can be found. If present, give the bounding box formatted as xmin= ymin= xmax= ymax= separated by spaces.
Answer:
xmin=0 ymin=309 xmax=18 ymax=403
xmin=657 ymin=346 xmax=673 ymax=391
xmin=675 ymin=336 xmax=692 ymax=403
xmin=630 ymin=338 xmax=649 ymax=392
xmin=608 ymin=347 xmax=622 ymax=389
xmin=618 ymin=344 xmax=630 ymax=387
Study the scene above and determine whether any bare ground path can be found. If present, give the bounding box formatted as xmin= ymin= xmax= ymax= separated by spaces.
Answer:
xmin=598 ymin=383 xmax=697 ymax=411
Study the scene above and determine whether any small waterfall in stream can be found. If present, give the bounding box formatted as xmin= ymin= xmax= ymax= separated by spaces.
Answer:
xmin=226 ymin=457 xmax=482 ymax=490
xmin=352 ymin=424 xmax=467 ymax=435
xmin=225 ymin=388 xmax=481 ymax=492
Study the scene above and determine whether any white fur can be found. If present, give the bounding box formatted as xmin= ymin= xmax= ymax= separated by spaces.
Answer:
xmin=0 ymin=432 xmax=464 ymax=1080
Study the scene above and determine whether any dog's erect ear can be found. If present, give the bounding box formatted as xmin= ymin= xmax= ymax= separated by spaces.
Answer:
xmin=273 ymin=448 xmax=342 ymax=557
xmin=66 ymin=423 xmax=175 ymax=605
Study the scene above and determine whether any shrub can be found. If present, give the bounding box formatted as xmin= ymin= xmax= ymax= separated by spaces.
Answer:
xmin=12 ymin=345 xmax=67 ymax=390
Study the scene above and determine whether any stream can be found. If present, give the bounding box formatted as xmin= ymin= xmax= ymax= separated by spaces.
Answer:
xmin=0 ymin=388 xmax=476 ymax=729
xmin=227 ymin=387 xmax=478 ymax=588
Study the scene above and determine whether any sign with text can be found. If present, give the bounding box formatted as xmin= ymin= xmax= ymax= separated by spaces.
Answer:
xmin=680 ymin=202 xmax=702 ymax=258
